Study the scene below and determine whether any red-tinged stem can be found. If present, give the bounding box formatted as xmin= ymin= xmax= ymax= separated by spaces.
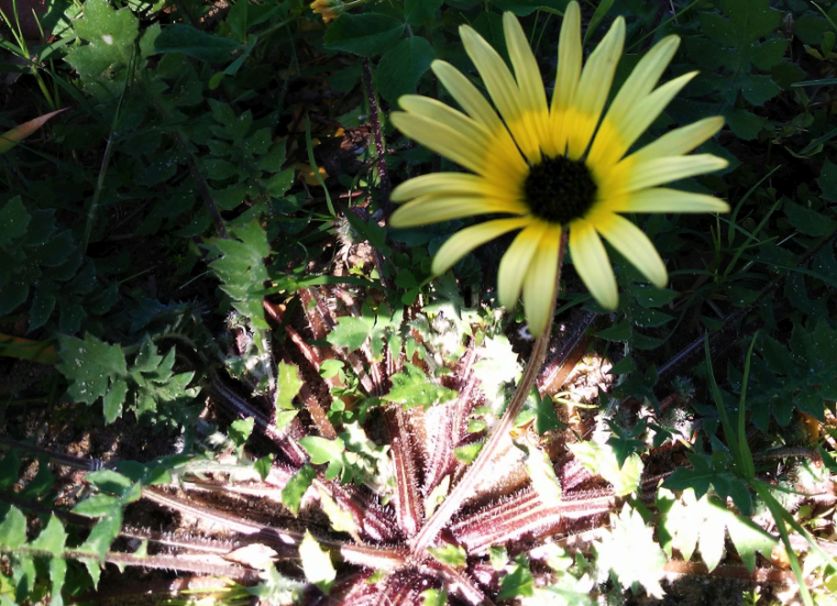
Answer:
xmin=410 ymin=231 xmax=568 ymax=558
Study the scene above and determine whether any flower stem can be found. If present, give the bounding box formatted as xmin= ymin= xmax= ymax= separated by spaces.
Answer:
xmin=410 ymin=231 xmax=568 ymax=558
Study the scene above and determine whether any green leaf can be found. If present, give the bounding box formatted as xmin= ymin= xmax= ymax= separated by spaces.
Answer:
xmin=151 ymin=24 xmax=241 ymax=63
xmin=819 ymin=160 xmax=837 ymax=201
xmin=569 ymin=441 xmax=642 ymax=497
xmin=253 ymin=455 xmax=273 ymax=481
xmin=57 ymin=334 xmax=127 ymax=409
xmin=404 ymin=0 xmax=443 ymax=25
xmin=299 ymin=436 xmax=345 ymax=480
xmin=725 ymin=509 xmax=776 ymax=571
xmin=281 ymin=464 xmax=316 ymax=516
xmin=299 ymin=531 xmax=336 ymax=591
xmin=428 ymin=544 xmax=467 ymax=568
xmin=421 ymin=588 xmax=448 ymax=606
xmin=498 ymin=558 xmax=535 ymax=600
xmin=381 ymin=363 xmax=457 ymax=409
xmin=596 ymin=320 xmax=632 ymax=342
xmin=317 ymin=488 xmax=361 ymax=540
xmin=454 ymin=441 xmax=483 ymax=464
xmin=595 ymin=505 xmax=666 ymax=598
xmin=324 ymin=13 xmax=404 ymax=57
xmin=374 ymin=37 xmax=435 ymax=106
xmin=726 ymin=109 xmax=766 ymax=141
xmin=65 ymin=0 xmax=138 ymax=88
xmin=85 ymin=470 xmax=132 ymax=494
xmin=229 ymin=417 xmax=255 ymax=447
xmin=520 ymin=439 xmax=562 ymax=503
xmin=46 ymin=557 xmax=67 ymax=606
xmin=326 ymin=316 xmax=372 ymax=351
xmin=31 ymin=515 xmax=67 ymax=557
xmin=783 ymin=199 xmax=837 ymax=237
xmin=276 ymin=362 xmax=302 ymax=411
xmin=80 ymin=514 xmax=122 ymax=560
xmin=72 ymin=494 xmax=120 ymax=518
xmin=102 ymin=378 xmax=128 ymax=424
xmin=0 ymin=506 xmax=26 ymax=549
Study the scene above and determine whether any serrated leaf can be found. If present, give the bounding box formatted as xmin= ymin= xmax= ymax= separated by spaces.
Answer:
xmin=0 ymin=506 xmax=26 ymax=549
xmin=569 ymin=441 xmax=642 ymax=497
xmin=81 ymin=558 xmax=101 ymax=589
xmin=281 ymin=464 xmax=316 ymax=516
xmin=229 ymin=417 xmax=255 ymax=447
xmin=102 ymin=378 xmax=128 ymax=424
xmin=725 ymin=511 xmax=775 ymax=571
xmin=317 ymin=488 xmax=361 ymax=541
xmin=276 ymin=362 xmax=302 ymax=411
xmin=326 ymin=315 xmax=372 ymax=351
xmin=299 ymin=531 xmax=335 ymax=591
xmin=498 ymin=559 xmax=535 ymax=600
xmin=31 ymin=515 xmax=67 ymax=557
xmin=428 ymin=544 xmax=467 ymax=568
xmin=224 ymin=543 xmax=278 ymax=570
xmin=80 ymin=513 xmax=122 ymax=560
xmin=521 ymin=439 xmax=562 ymax=503
xmin=299 ymin=436 xmax=345 ymax=480
xmin=72 ymin=494 xmax=120 ymax=518
xmin=381 ymin=363 xmax=457 ymax=409
xmin=595 ymin=505 xmax=666 ymax=598
xmin=57 ymin=334 xmax=127 ymax=407
xmin=697 ymin=500 xmax=727 ymax=572
xmin=46 ymin=557 xmax=66 ymax=606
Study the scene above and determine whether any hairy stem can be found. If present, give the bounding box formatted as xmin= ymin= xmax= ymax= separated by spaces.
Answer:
xmin=410 ymin=232 xmax=567 ymax=557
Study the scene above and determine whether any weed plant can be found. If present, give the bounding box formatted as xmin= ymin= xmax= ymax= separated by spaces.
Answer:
xmin=0 ymin=0 xmax=835 ymax=605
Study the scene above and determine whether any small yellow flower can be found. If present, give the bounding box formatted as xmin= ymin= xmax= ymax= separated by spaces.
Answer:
xmin=389 ymin=2 xmax=729 ymax=336
xmin=310 ymin=0 xmax=344 ymax=23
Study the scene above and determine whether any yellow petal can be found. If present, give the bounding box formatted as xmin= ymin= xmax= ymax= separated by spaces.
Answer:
xmin=391 ymin=173 xmax=490 ymax=202
xmin=431 ymin=60 xmax=504 ymax=131
xmin=565 ymin=16 xmax=625 ymax=159
xmin=589 ymin=71 xmax=697 ymax=167
xmin=498 ymin=223 xmax=546 ymax=308
xmin=630 ymin=116 xmax=725 ymax=163
xmin=599 ymin=35 xmax=680 ymax=130
xmin=459 ymin=24 xmax=540 ymax=163
xmin=619 ymin=154 xmax=729 ymax=193
xmin=595 ymin=214 xmax=667 ymax=287
xmin=611 ymin=188 xmax=730 ymax=213
xmin=432 ymin=218 xmax=530 ymax=275
xmin=390 ymin=195 xmax=526 ymax=228
xmin=522 ymin=224 xmax=562 ymax=336
xmin=547 ymin=1 xmax=582 ymax=157
xmin=399 ymin=95 xmax=491 ymax=144
xmin=569 ymin=220 xmax=618 ymax=309
xmin=503 ymin=12 xmax=548 ymax=119
xmin=390 ymin=111 xmax=487 ymax=175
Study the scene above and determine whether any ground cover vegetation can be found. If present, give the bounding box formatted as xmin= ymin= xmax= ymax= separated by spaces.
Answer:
xmin=0 ymin=0 xmax=835 ymax=604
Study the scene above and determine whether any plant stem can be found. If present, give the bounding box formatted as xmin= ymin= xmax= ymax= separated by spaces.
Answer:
xmin=409 ymin=231 xmax=568 ymax=558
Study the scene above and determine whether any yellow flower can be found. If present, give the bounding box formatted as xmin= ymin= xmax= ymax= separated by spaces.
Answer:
xmin=389 ymin=2 xmax=729 ymax=336
xmin=310 ymin=0 xmax=344 ymax=23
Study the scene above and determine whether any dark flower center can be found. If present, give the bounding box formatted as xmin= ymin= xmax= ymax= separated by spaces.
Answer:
xmin=523 ymin=155 xmax=598 ymax=224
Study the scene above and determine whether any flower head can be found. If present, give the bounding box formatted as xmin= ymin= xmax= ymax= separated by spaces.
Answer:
xmin=310 ymin=0 xmax=344 ymax=23
xmin=389 ymin=2 xmax=729 ymax=335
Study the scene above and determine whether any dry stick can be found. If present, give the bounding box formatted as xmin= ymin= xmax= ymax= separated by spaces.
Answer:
xmin=409 ymin=231 xmax=569 ymax=558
